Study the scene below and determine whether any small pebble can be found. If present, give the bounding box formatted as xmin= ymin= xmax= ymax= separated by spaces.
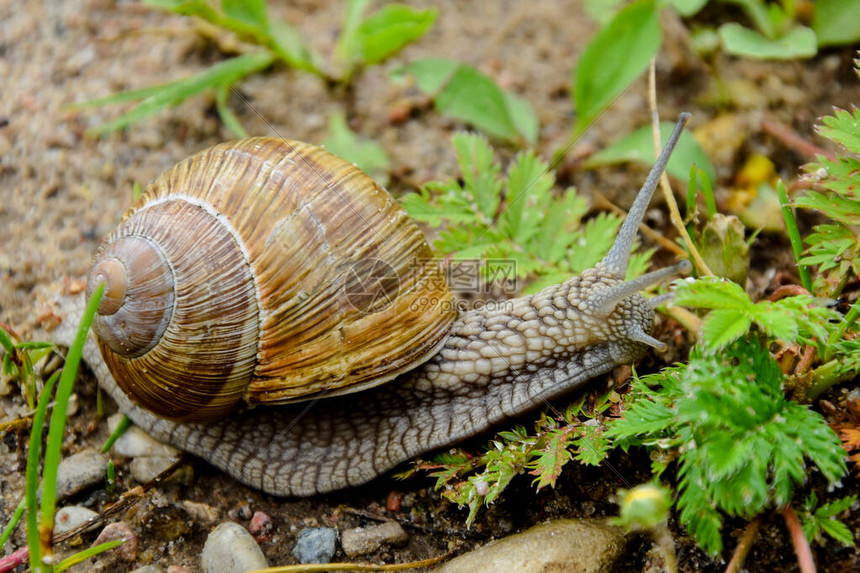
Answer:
xmin=292 ymin=527 xmax=338 ymax=564
xmin=167 ymin=567 xmax=192 ymax=573
xmin=248 ymin=511 xmax=273 ymax=544
xmin=181 ymin=500 xmax=220 ymax=524
xmin=93 ymin=521 xmax=138 ymax=562
xmin=130 ymin=566 xmax=163 ymax=573
xmin=341 ymin=521 xmax=408 ymax=557
xmin=56 ymin=449 xmax=108 ymax=500
xmin=386 ymin=491 xmax=403 ymax=512
xmin=54 ymin=505 xmax=98 ymax=534
xmin=201 ymin=522 xmax=268 ymax=573
xmin=130 ymin=455 xmax=190 ymax=484
xmin=109 ymin=414 xmax=181 ymax=457
xmin=228 ymin=501 xmax=253 ymax=521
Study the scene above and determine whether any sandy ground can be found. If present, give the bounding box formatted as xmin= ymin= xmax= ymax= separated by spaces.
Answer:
xmin=1 ymin=0 xmax=859 ymax=571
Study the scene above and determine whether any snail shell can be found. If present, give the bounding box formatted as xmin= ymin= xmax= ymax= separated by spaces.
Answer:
xmin=85 ymin=138 xmax=456 ymax=422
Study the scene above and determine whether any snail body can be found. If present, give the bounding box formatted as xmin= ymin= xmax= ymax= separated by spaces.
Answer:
xmin=61 ymin=114 xmax=692 ymax=496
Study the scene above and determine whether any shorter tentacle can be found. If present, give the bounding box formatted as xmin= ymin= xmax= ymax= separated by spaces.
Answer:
xmin=589 ymin=260 xmax=691 ymax=318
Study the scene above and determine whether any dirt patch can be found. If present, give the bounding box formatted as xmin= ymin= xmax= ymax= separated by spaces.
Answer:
xmin=1 ymin=1 xmax=859 ymax=571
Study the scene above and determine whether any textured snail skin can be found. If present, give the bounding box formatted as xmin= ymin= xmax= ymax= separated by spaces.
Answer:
xmin=53 ymin=115 xmax=691 ymax=496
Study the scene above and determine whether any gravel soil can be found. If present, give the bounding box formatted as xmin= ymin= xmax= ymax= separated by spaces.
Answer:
xmin=1 ymin=1 xmax=859 ymax=571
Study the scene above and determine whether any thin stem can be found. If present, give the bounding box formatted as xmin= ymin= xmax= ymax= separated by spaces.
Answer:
xmin=781 ymin=505 xmax=816 ymax=573
xmin=725 ymin=518 xmax=761 ymax=573
xmin=646 ymin=59 xmax=712 ymax=277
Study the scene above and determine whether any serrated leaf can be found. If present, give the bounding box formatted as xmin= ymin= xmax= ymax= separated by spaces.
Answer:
xmin=529 ymin=431 xmax=572 ymax=489
xmin=573 ymin=426 xmax=610 ymax=466
xmin=674 ymin=277 xmax=752 ymax=310
xmin=570 ymin=213 xmax=620 ymax=273
xmin=818 ymin=107 xmax=860 ymax=154
xmin=452 ymin=132 xmax=502 ymax=219
xmin=583 ymin=122 xmax=716 ymax=184
xmin=819 ymin=519 xmax=855 ymax=546
xmin=501 ymin=152 xmax=553 ymax=242
xmin=573 ymin=0 xmax=661 ymax=134
xmin=749 ymin=302 xmax=798 ymax=342
xmin=719 ymin=23 xmax=817 ymax=59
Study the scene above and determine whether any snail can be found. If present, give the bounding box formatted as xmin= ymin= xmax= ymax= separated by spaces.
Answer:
xmin=52 ymin=113 xmax=693 ymax=496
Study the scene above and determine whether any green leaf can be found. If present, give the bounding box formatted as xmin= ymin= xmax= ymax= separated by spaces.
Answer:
xmin=503 ymin=91 xmax=539 ymax=146
xmin=355 ymin=5 xmax=437 ymax=65
xmin=667 ymin=0 xmax=708 ymax=16
xmin=401 ymin=59 xmax=538 ymax=144
xmin=436 ymin=66 xmax=521 ymax=143
xmin=452 ymin=133 xmax=502 ymax=219
xmin=323 ymin=113 xmax=390 ymax=184
xmin=673 ymin=277 xmax=752 ymax=311
xmin=700 ymin=309 xmax=751 ymax=350
xmin=583 ymin=122 xmax=716 ymax=184
xmin=501 ymin=151 xmax=553 ymax=242
xmin=817 ymin=107 xmax=860 ymax=154
xmin=529 ymin=431 xmax=573 ymax=489
xmin=718 ymin=23 xmax=818 ymax=59
xmin=268 ymin=20 xmax=321 ymax=73
xmin=819 ymin=519 xmax=855 ymax=546
xmin=813 ymin=0 xmax=860 ymax=47
xmin=397 ymin=58 xmax=459 ymax=93
xmin=221 ymin=0 xmax=267 ymax=28
xmin=749 ymin=302 xmax=798 ymax=341
xmin=573 ymin=0 xmax=661 ymax=134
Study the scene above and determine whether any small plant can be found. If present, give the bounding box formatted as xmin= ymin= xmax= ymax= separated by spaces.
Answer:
xmin=395 ymin=59 xmax=539 ymax=146
xmin=410 ymin=392 xmax=616 ymax=524
xmin=0 ymin=286 xmax=125 ymax=571
xmin=798 ymin=491 xmax=856 ymax=547
xmin=73 ymin=0 xmax=437 ymax=136
xmin=608 ymin=335 xmax=846 ymax=555
xmin=400 ymin=132 xmax=656 ymax=293
xmin=796 ymin=104 xmax=860 ymax=296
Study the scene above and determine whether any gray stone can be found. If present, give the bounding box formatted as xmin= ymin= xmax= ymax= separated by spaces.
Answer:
xmin=201 ymin=522 xmax=268 ymax=573
xmin=54 ymin=505 xmax=98 ymax=534
xmin=129 ymin=455 xmax=189 ymax=484
xmin=292 ymin=527 xmax=338 ymax=564
xmin=341 ymin=521 xmax=408 ymax=557
xmin=56 ymin=449 xmax=107 ymax=499
xmin=108 ymin=414 xmax=181 ymax=458
xmin=435 ymin=519 xmax=626 ymax=573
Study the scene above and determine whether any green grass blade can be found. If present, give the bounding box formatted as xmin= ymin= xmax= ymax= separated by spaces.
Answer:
xmin=0 ymin=326 xmax=15 ymax=354
xmin=26 ymin=369 xmax=60 ymax=572
xmin=0 ymin=499 xmax=25 ymax=549
xmin=88 ymin=52 xmax=274 ymax=135
xmin=776 ymin=180 xmax=813 ymax=292
xmin=54 ymin=539 xmax=125 ymax=572
xmin=101 ymin=415 xmax=131 ymax=454
xmin=215 ymin=84 xmax=249 ymax=138
xmin=37 ymin=283 xmax=104 ymax=567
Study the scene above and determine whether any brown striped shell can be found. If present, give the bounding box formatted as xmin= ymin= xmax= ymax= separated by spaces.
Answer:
xmin=85 ymin=138 xmax=456 ymax=422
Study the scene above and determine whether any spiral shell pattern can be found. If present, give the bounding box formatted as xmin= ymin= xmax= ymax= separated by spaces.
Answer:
xmin=86 ymin=138 xmax=455 ymax=422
